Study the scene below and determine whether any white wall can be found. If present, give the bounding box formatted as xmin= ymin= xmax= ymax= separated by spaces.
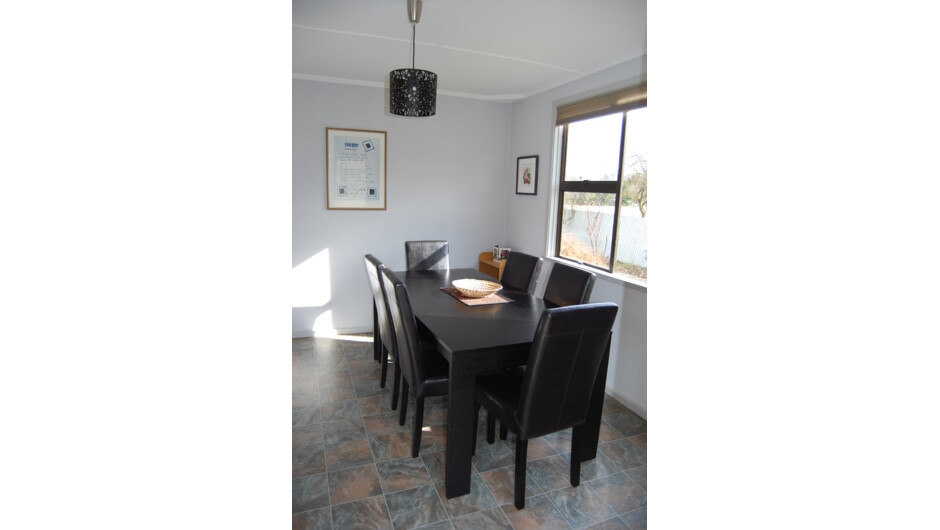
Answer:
xmin=506 ymin=56 xmax=648 ymax=416
xmin=293 ymin=80 xmax=512 ymax=336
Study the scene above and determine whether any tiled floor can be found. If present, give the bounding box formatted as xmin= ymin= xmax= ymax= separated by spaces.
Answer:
xmin=293 ymin=334 xmax=647 ymax=530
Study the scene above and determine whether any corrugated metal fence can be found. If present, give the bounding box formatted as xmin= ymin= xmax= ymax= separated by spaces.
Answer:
xmin=564 ymin=208 xmax=647 ymax=267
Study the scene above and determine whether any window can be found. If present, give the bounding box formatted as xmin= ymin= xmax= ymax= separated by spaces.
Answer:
xmin=553 ymin=84 xmax=647 ymax=284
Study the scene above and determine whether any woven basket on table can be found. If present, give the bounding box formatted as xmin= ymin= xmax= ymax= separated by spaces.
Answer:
xmin=452 ymin=279 xmax=503 ymax=298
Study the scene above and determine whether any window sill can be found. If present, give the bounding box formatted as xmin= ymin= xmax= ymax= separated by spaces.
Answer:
xmin=544 ymin=256 xmax=647 ymax=294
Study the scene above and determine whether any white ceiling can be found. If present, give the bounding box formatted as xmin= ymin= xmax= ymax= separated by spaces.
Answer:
xmin=293 ymin=0 xmax=647 ymax=102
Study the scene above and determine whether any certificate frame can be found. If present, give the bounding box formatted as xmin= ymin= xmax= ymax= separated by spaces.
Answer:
xmin=515 ymin=155 xmax=538 ymax=196
xmin=326 ymin=127 xmax=387 ymax=210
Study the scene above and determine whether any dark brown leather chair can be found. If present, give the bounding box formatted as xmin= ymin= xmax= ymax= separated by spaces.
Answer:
xmin=542 ymin=261 xmax=596 ymax=307
xmin=405 ymin=240 xmax=450 ymax=271
xmin=500 ymin=251 xmax=543 ymax=295
xmin=381 ymin=268 xmax=450 ymax=457
xmin=472 ymin=302 xmax=618 ymax=509
xmin=363 ymin=254 xmax=403 ymax=410
xmin=495 ymin=259 xmax=592 ymax=442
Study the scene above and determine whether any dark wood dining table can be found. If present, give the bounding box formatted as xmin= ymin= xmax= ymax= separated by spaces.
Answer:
xmin=380 ymin=267 xmax=610 ymax=499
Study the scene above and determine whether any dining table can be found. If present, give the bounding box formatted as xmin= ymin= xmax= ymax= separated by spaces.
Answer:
xmin=378 ymin=267 xmax=611 ymax=499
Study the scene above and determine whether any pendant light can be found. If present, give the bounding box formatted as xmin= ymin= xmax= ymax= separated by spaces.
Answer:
xmin=390 ymin=0 xmax=437 ymax=116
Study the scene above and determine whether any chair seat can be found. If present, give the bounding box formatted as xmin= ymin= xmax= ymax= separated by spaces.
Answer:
xmin=475 ymin=366 xmax=525 ymax=434
xmin=422 ymin=344 xmax=450 ymax=396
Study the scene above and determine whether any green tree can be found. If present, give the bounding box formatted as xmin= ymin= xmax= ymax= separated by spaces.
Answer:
xmin=621 ymin=155 xmax=647 ymax=218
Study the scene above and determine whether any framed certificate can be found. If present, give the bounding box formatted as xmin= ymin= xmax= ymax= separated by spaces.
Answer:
xmin=326 ymin=128 xmax=387 ymax=210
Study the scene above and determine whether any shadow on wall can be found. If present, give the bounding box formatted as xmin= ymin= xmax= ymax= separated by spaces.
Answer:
xmin=292 ymin=248 xmax=334 ymax=337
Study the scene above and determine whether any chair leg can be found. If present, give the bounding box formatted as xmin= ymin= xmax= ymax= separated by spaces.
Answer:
xmin=570 ymin=428 xmax=582 ymax=487
xmin=379 ymin=346 xmax=389 ymax=388
xmin=472 ymin=403 xmax=480 ymax=456
xmin=514 ymin=438 xmax=528 ymax=509
xmin=411 ymin=397 xmax=425 ymax=458
xmin=486 ymin=411 xmax=496 ymax=444
xmin=372 ymin=304 xmax=380 ymax=362
xmin=390 ymin=363 xmax=401 ymax=411
xmin=499 ymin=422 xmax=508 ymax=440
xmin=399 ymin=380 xmax=409 ymax=426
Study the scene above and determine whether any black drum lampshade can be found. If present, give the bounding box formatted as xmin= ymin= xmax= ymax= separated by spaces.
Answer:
xmin=389 ymin=0 xmax=437 ymax=117
xmin=390 ymin=68 xmax=437 ymax=117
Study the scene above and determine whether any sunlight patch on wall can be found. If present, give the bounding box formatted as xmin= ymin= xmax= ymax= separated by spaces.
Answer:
xmin=292 ymin=248 xmax=331 ymax=308
xmin=313 ymin=310 xmax=334 ymax=335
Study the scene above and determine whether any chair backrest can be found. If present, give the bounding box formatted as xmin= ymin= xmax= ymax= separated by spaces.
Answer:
xmin=405 ymin=240 xmax=450 ymax=271
xmin=500 ymin=251 xmax=543 ymax=295
xmin=380 ymin=267 xmax=428 ymax=393
xmin=517 ymin=302 xmax=619 ymax=440
xmin=542 ymin=262 xmax=596 ymax=307
xmin=363 ymin=254 xmax=396 ymax=352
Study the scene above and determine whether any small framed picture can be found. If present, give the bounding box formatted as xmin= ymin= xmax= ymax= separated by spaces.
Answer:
xmin=516 ymin=155 xmax=538 ymax=195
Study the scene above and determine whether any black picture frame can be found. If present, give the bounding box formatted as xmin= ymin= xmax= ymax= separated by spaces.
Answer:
xmin=515 ymin=155 xmax=538 ymax=195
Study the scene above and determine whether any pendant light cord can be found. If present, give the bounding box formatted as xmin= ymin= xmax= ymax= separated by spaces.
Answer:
xmin=412 ymin=24 xmax=416 ymax=69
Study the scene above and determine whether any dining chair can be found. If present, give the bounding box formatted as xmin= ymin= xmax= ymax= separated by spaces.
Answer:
xmin=493 ymin=261 xmax=593 ymax=441
xmin=542 ymin=261 xmax=596 ymax=307
xmin=472 ymin=302 xmax=619 ymax=509
xmin=405 ymin=240 xmax=450 ymax=271
xmin=381 ymin=267 xmax=450 ymax=457
xmin=363 ymin=254 xmax=402 ymax=410
xmin=499 ymin=251 xmax=543 ymax=295
xmin=490 ymin=250 xmax=542 ymax=440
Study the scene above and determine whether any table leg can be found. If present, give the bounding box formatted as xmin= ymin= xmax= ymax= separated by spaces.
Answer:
xmin=444 ymin=353 xmax=475 ymax=498
xmin=573 ymin=333 xmax=611 ymax=462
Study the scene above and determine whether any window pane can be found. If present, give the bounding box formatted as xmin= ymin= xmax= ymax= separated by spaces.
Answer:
xmin=614 ymin=107 xmax=648 ymax=283
xmin=563 ymin=113 xmax=623 ymax=182
xmin=559 ymin=191 xmax=615 ymax=269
